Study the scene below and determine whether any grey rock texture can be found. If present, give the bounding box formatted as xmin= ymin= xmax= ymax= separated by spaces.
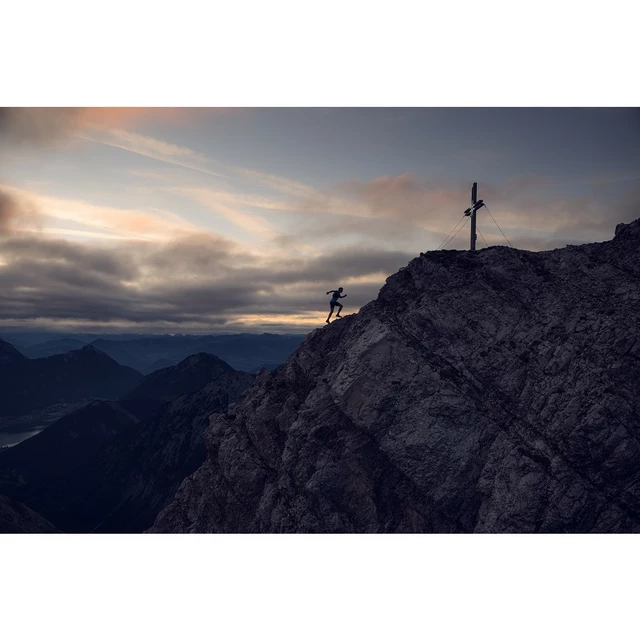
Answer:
xmin=151 ymin=219 xmax=640 ymax=533
xmin=0 ymin=495 xmax=59 ymax=533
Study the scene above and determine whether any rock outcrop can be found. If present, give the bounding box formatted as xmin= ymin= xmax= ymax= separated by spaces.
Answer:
xmin=151 ymin=219 xmax=640 ymax=533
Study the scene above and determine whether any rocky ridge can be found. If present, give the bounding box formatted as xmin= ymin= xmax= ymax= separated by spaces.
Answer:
xmin=151 ymin=219 xmax=640 ymax=533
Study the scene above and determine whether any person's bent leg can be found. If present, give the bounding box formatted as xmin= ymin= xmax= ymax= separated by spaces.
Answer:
xmin=336 ymin=303 xmax=343 ymax=317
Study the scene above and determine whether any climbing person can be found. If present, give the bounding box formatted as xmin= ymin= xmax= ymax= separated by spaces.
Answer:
xmin=326 ymin=287 xmax=347 ymax=323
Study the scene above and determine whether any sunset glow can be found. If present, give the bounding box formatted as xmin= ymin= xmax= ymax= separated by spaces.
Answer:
xmin=1 ymin=107 xmax=638 ymax=332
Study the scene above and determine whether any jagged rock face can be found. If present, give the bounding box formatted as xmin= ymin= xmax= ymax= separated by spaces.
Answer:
xmin=0 ymin=494 xmax=59 ymax=533
xmin=152 ymin=219 xmax=640 ymax=533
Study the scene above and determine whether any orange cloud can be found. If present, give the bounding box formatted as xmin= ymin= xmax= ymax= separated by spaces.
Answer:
xmin=0 ymin=108 xmax=232 ymax=146
xmin=0 ymin=189 xmax=41 ymax=234
xmin=80 ymin=107 xmax=226 ymax=129
xmin=79 ymin=127 xmax=225 ymax=178
xmin=1 ymin=184 xmax=200 ymax=242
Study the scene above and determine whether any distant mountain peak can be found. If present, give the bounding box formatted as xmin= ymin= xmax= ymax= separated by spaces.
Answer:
xmin=119 ymin=351 xmax=235 ymax=421
xmin=0 ymin=338 xmax=27 ymax=362
xmin=179 ymin=352 xmax=231 ymax=368
xmin=77 ymin=344 xmax=104 ymax=355
xmin=66 ymin=344 xmax=116 ymax=363
xmin=0 ymin=340 xmax=143 ymax=418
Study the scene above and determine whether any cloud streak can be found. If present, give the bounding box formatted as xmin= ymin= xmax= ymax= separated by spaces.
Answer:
xmin=0 ymin=108 xmax=204 ymax=147
xmin=0 ymin=189 xmax=40 ymax=234
xmin=79 ymin=124 xmax=611 ymax=255
xmin=0 ymin=195 xmax=413 ymax=332
xmin=79 ymin=127 xmax=227 ymax=179
xmin=1 ymin=184 xmax=201 ymax=242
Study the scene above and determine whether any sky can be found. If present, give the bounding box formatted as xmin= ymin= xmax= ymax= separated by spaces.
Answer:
xmin=0 ymin=107 xmax=638 ymax=334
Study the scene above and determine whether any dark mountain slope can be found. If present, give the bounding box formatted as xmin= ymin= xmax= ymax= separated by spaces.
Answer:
xmin=89 ymin=333 xmax=305 ymax=374
xmin=119 ymin=353 xmax=234 ymax=420
xmin=20 ymin=338 xmax=88 ymax=359
xmin=151 ymin=219 xmax=640 ymax=533
xmin=0 ymin=351 xmax=254 ymax=532
xmin=52 ymin=370 xmax=255 ymax=533
xmin=0 ymin=495 xmax=60 ymax=533
xmin=0 ymin=400 xmax=139 ymax=511
xmin=0 ymin=344 xmax=143 ymax=417
xmin=194 ymin=334 xmax=306 ymax=372
xmin=0 ymin=338 xmax=27 ymax=364
xmin=89 ymin=338 xmax=150 ymax=372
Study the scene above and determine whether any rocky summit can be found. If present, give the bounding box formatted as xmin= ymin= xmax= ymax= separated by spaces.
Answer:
xmin=151 ymin=219 xmax=640 ymax=533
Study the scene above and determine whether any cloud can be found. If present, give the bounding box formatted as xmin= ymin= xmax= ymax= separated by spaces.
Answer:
xmin=1 ymin=184 xmax=200 ymax=242
xmin=85 ymin=128 xmax=321 ymax=206
xmin=493 ymin=182 xmax=640 ymax=245
xmin=0 ymin=107 xmax=210 ymax=147
xmin=81 ymin=124 xmax=327 ymax=207
xmin=1 ymin=174 xmax=635 ymax=332
xmin=0 ymin=214 xmax=413 ymax=332
xmin=124 ymin=155 xmax=640 ymax=256
xmin=2 ymin=107 xmax=637 ymax=333
xmin=307 ymin=174 xmax=467 ymax=224
xmin=79 ymin=127 xmax=227 ymax=179
xmin=0 ymin=108 xmax=83 ymax=146
xmin=293 ymin=173 xmax=640 ymax=251
xmin=232 ymin=166 xmax=317 ymax=199
xmin=165 ymin=186 xmax=281 ymax=241
xmin=0 ymin=189 xmax=41 ymax=235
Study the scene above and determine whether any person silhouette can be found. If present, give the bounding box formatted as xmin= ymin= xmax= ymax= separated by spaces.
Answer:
xmin=326 ymin=287 xmax=347 ymax=323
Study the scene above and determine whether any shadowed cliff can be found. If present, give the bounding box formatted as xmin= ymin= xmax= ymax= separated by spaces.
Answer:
xmin=151 ymin=218 xmax=640 ymax=533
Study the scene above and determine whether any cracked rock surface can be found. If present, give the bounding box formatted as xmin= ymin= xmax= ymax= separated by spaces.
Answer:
xmin=151 ymin=219 xmax=640 ymax=533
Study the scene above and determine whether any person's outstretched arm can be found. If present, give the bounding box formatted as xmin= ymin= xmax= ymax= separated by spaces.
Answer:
xmin=326 ymin=290 xmax=336 ymax=295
